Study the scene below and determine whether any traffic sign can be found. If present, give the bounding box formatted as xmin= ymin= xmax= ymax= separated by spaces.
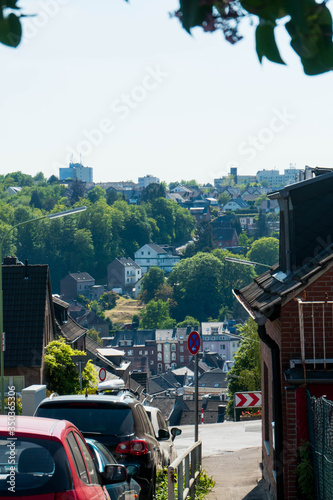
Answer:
xmin=188 ymin=331 xmax=200 ymax=355
xmin=99 ymin=367 xmax=107 ymax=382
xmin=235 ymin=391 xmax=262 ymax=408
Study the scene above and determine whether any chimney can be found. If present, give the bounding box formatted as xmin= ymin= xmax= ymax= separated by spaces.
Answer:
xmin=268 ymin=169 xmax=333 ymax=275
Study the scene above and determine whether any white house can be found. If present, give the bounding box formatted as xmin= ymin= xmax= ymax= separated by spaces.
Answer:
xmin=201 ymin=322 xmax=240 ymax=362
xmin=134 ymin=243 xmax=180 ymax=274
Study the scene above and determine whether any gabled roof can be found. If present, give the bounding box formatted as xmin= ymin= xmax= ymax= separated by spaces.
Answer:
xmin=199 ymin=369 xmax=228 ymax=388
xmin=146 ymin=243 xmax=167 ymax=254
xmin=60 ymin=316 xmax=87 ymax=343
xmin=3 ymin=263 xmax=54 ymax=367
xmin=214 ymin=228 xmax=237 ymax=241
xmin=117 ymin=257 xmax=141 ymax=269
xmin=67 ymin=272 xmax=94 ymax=282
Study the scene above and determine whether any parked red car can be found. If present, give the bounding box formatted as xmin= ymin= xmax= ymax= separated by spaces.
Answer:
xmin=0 ymin=415 xmax=111 ymax=499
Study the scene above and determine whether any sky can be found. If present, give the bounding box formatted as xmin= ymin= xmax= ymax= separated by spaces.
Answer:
xmin=1 ymin=0 xmax=333 ymax=186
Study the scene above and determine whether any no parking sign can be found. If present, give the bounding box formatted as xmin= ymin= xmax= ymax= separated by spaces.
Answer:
xmin=188 ymin=331 xmax=200 ymax=355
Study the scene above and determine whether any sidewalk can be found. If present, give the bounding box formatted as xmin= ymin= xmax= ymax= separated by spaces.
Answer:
xmin=202 ymin=447 xmax=266 ymax=500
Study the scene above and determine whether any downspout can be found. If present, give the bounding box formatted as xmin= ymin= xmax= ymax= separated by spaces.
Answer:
xmin=232 ymin=291 xmax=284 ymax=499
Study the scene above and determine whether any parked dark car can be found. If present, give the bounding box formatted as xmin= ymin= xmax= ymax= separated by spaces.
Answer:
xmin=35 ymin=394 xmax=162 ymax=500
xmin=0 ymin=415 xmax=111 ymax=500
xmin=86 ymin=438 xmax=141 ymax=500
xmin=144 ymin=406 xmax=182 ymax=466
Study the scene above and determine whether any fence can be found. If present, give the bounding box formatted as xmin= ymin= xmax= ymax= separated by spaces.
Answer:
xmin=307 ymin=391 xmax=333 ymax=499
xmin=168 ymin=440 xmax=202 ymax=500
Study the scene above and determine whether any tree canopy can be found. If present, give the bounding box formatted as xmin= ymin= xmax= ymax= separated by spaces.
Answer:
xmin=246 ymin=236 xmax=279 ymax=268
xmin=2 ymin=1 xmax=333 ymax=75
xmin=44 ymin=339 xmax=98 ymax=394
xmin=226 ymin=318 xmax=261 ymax=416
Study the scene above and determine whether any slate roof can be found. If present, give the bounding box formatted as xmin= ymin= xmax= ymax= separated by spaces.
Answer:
xmin=60 ymin=316 xmax=87 ymax=343
xmin=3 ymin=263 xmax=53 ymax=367
xmin=68 ymin=272 xmax=94 ymax=282
xmin=198 ymin=369 xmax=228 ymax=388
xmin=117 ymin=257 xmax=141 ymax=269
xmin=146 ymin=243 xmax=167 ymax=254
xmin=214 ymin=228 xmax=237 ymax=242
xmin=235 ymin=244 xmax=333 ymax=320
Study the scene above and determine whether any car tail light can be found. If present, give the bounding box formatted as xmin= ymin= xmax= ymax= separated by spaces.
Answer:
xmin=55 ymin=492 xmax=77 ymax=499
xmin=115 ymin=440 xmax=148 ymax=456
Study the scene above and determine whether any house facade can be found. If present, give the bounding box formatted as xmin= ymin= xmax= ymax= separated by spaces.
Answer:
xmin=235 ymin=169 xmax=333 ymax=499
xmin=107 ymin=258 xmax=142 ymax=297
xmin=201 ymin=322 xmax=240 ymax=361
xmin=134 ymin=244 xmax=180 ymax=275
xmin=107 ymin=327 xmax=193 ymax=375
xmin=60 ymin=272 xmax=96 ymax=301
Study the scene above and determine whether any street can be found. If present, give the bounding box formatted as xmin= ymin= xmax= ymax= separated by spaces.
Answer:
xmin=174 ymin=420 xmax=262 ymax=457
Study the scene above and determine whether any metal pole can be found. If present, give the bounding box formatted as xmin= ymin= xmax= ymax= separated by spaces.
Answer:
xmin=79 ymin=361 xmax=82 ymax=395
xmin=194 ymin=353 xmax=198 ymax=442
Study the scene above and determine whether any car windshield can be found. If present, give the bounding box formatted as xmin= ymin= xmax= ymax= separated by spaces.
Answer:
xmin=0 ymin=436 xmax=72 ymax=496
xmin=37 ymin=402 xmax=135 ymax=436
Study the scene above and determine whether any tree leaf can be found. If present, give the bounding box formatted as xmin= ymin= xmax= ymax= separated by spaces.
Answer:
xmin=0 ymin=13 xmax=22 ymax=47
xmin=255 ymin=20 xmax=285 ymax=65
xmin=179 ymin=0 xmax=212 ymax=33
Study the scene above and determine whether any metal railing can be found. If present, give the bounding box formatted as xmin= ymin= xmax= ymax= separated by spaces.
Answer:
xmin=167 ymin=440 xmax=202 ymax=500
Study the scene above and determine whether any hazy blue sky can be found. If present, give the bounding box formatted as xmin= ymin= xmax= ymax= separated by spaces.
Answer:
xmin=1 ymin=0 xmax=332 ymax=185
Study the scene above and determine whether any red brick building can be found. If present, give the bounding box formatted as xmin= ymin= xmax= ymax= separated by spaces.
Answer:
xmin=235 ymin=169 xmax=333 ymax=499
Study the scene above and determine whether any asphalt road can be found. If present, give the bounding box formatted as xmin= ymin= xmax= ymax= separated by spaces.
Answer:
xmin=174 ymin=420 xmax=262 ymax=457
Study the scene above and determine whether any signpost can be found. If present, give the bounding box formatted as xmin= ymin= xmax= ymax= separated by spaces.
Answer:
xmin=71 ymin=355 xmax=88 ymax=395
xmin=99 ymin=367 xmax=107 ymax=382
xmin=234 ymin=391 xmax=262 ymax=421
xmin=188 ymin=331 xmax=201 ymax=442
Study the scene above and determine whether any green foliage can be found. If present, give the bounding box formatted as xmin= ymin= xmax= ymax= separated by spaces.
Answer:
xmin=139 ymin=299 xmax=176 ymax=329
xmin=246 ymin=237 xmax=279 ymax=268
xmin=140 ymin=267 xmax=166 ymax=303
xmin=218 ymin=192 xmax=232 ymax=206
xmin=168 ymin=252 xmax=224 ymax=322
xmin=87 ymin=329 xmax=103 ymax=346
xmin=98 ymin=291 xmax=117 ymax=311
xmin=296 ymin=441 xmax=315 ymax=500
xmin=174 ymin=0 xmax=333 ymax=75
xmin=176 ymin=316 xmax=200 ymax=328
xmin=44 ymin=338 xmax=98 ymax=394
xmin=155 ymin=468 xmax=215 ymax=500
xmin=226 ymin=318 xmax=261 ymax=416
xmin=140 ymin=183 xmax=166 ymax=203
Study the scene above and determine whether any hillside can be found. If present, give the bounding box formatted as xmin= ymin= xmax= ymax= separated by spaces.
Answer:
xmin=105 ymin=296 xmax=143 ymax=326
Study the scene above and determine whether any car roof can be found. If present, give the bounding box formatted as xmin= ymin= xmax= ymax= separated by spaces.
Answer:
xmin=38 ymin=394 xmax=139 ymax=406
xmin=0 ymin=415 xmax=71 ymax=438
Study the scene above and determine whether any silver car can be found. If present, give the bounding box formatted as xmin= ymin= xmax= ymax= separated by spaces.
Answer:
xmin=144 ymin=406 xmax=182 ymax=467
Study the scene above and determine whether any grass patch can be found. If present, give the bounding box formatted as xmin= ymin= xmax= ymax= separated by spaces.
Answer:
xmin=104 ymin=296 xmax=143 ymax=325
xmin=155 ymin=468 xmax=215 ymax=500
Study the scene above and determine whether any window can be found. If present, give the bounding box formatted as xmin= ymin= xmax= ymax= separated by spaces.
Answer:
xmin=158 ymin=363 xmax=162 ymax=372
xmin=67 ymin=432 xmax=89 ymax=484
xmin=171 ymin=344 xmax=176 ymax=351
xmin=214 ymin=383 xmax=219 ymax=388
xmin=158 ymin=353 xmax=162 ymax=361
xmin=150 ymin=360 xmax=154 ymax=365
xmin=157 ymin=344 xmax=162 ymax=352
xmin=74 ymin=432 xmax=99 ymax=484
xmin=172 ymin=352 xmax=176 ymax=361
xmin=139 ymin=350 xmax=142 ymax=355
xmin=180 ymin=345 xmax=184 ymax=352
xmin=145 ymin=350 xmax=148 ymax=355
xmin=127 ymin=350 xmax=133 ymax=356
xmin=180 ymin=356 xmax=184 ymax=363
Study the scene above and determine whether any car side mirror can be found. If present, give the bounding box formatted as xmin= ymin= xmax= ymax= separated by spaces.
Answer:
xmin=158 ymin=428 xmax=170 ymax=440
xmin=171 ymin=427 xmax=182 ymax=441
xmin=103 ymin=464 xmax=127 ymax=484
